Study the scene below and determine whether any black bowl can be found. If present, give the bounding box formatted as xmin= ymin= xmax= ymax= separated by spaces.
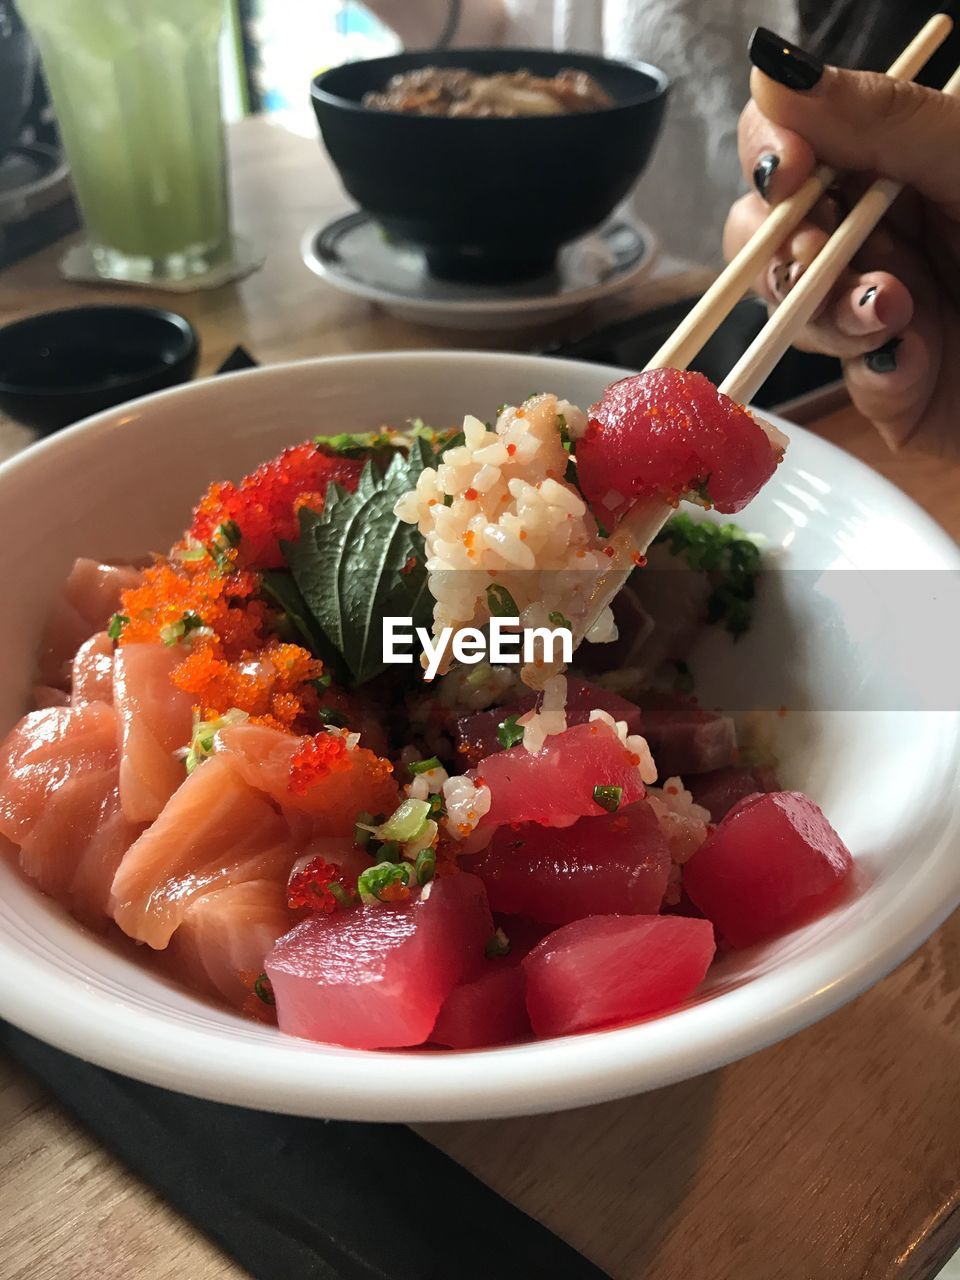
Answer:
xmin=0 ymin=305 xmax=200 ymax=434
xmin=311 ymin=48 xmax=668 ymax=283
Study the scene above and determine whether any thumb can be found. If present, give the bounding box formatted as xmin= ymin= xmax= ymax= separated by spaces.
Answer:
xmin=748 ymin=27 xmax=960 ymax=217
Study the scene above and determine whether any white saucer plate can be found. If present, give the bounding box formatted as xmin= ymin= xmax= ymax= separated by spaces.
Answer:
xmin=302 ymin=211 xmax=657 ymax=329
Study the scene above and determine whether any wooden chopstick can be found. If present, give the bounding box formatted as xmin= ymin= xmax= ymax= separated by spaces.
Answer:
xmin=570 ymin=49 xmax=960 ymax=648
xmin=642 ymin=11 xmax=953 ymax=376
xmin=723 ymin=58 xmax=960 ymax=404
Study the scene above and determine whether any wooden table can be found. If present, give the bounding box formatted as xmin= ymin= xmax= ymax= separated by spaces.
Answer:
xmin=1 ymin=118 xmax=958 ymax=1280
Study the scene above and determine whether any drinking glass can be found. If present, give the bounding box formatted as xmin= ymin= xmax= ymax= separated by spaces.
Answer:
xmin=16 ymin=0 xmax=233 ymax=285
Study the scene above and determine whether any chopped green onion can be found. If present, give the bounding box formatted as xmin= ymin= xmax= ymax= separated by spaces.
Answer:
xmin=329 ymin=882 xmax=355 ymax=908
xmin=184 ymin=707 xmax=248 ymax=773
xmin=485 ymin=928 xmax=511 ymax=958
xmin=253 ymin=972 xmax=275 ymax=1006
xmin=177 ymin=545 xmax=208 ymax=562
xmin=313 ymin=672 xmax=332 ymax=690
xmin=548 ymin=611 xmax=572 ymax=631
xmin=496 ymin=403 xmax=508 ymax=415
xmin=466 ymin=662 xmax=493 ymax=689
xmin=316 ymin=706 xmax=346 ymax=728
xmin=378 ymin=839 xmax=402 ymax=862
xmin=557 ymin=412 xmax=569 ymax=443
xmin=321 ymin=431 xmax=380 ymax=456
xmin=107 ymin=613 xmax=129 ymax=641
xmin=443 ymin=494 xmax=454 ymax=507
xmin=592 ymin=784 xmax=622 ymax=813
xmin=160 ymin=611 xmax=204 ymax=647
xmin=379 ymin=797 xmax=432 ymax=843
xmin=357 ymin=860 xmax=409 ymax=902
xmin=414 ymin=848 xmax=436 ymax=885
xmin=353 ymin=811 xmax=375 ymax=850
xmin=215 ymin=520 xmax=241 ymax=547
xmin=408 ymin=756 xmax=441 ymax=776
xmin=486 ymin=584 xmax=518 ymax=617
xmin=497 ymin=715 xmax=524 ymax=749
xmin=427 ymin=793 xmax=446 ymax=820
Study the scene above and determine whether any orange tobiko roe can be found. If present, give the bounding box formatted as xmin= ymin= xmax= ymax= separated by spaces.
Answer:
xmin=289 ymin=733 xmax=352 ymax=795
xmin=188 ymin=442 xmax=365 ymax=569
xmin=172 ymin=639 xmax=325 ymax=730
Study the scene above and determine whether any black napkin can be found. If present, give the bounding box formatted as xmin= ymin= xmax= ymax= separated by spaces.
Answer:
xmin=2 ymin=344 xmax=610 ymax=1280
xmin=1 ymin=1022 xmax=607 ymax=1280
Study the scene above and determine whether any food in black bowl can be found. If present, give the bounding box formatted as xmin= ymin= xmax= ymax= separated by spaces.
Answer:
xmin=0 ymin=305 xmax=199 ymax=434
xmin=311 ymin=48 xmax=668 ymax=283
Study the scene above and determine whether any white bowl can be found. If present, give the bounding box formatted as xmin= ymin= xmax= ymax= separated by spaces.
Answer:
xmin=1 ymin=351 xmax=958 ymax=1121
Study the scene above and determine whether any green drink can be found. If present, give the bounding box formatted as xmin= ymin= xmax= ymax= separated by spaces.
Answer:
xmin=18 ymin=0 xmax=230 ymax=283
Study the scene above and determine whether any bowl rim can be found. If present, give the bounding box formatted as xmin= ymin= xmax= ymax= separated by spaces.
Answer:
xmin=0 ymin=348 xmax=958 ymax=1122
xmin=0 ymin=304 xmax=199 ymax=398
xmin=311 ymin=46 xmax=671 ymax=120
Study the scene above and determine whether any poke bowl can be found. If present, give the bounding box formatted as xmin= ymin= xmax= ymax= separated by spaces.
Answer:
xmin=0 ymin=350 xmax=958 ymax=1122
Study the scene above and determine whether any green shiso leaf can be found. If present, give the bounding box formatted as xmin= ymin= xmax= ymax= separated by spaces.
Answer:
xmin=282 ymin=437 xmax=435 ymax=685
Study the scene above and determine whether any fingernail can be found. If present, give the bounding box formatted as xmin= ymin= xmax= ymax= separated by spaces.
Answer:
xmin=753 ymin=152 xmax=780 ymax=200
xmin=749 ymin=27 xmax=824 ymax=91
xmin=858 ymin=285 xmax=878 ymax=308
xmin=864 ymin=337 xmax=901 ymax=373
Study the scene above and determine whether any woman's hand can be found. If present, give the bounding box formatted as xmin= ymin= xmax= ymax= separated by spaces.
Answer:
xmin=723 ymin=29 xmax=960 ymax=455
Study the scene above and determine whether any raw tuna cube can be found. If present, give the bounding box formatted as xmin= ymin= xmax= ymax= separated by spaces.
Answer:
xmin=576 ymin=368 xmax=783 ymax=527
xmin=636 ymin=692 xmax=738 ymax=777
xmin=113 ymin=643 xmax=194 ymax=823
xmin=464 ymin=801 xmax=669 ymax=924
xmin=456 ymin=678 xmax=643 ymax=768
xmin=71 ymin=632 xmax=115 ymax=706
xmin=167 ymin=879 xmax=296 ymax=1018
xmin=38 ymin=559 xmax=142 ymax=687
xmin=431 ymin=965 xmax=530 ymax=1049
xmin=523 ymin=914 xmax=716 ymax=1037
xmin=111 ymin=754 xmax=295 ymax=949
xmin=687 ymin=765 xmax=777 ymax=822
xmin=471 ymin=721 xmax=647 ymax=830
xmin=266 ymin=873 xmax=493 ymax=1049
xmin=683 ymin=791 xmax=853 ymax=947
xmin=216 ymin=722 xmax=399 ymax=835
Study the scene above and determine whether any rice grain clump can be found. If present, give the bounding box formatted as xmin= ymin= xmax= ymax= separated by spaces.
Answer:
xmin=394 ymin=394 xmax=617 ymax=691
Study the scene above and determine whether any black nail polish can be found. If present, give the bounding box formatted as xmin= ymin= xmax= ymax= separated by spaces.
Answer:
xmin=749 ymin=27 xmax=824 ymax=91
xmin=858 ymin=285 xmax=878 ymax=308
xmin=865 ymin=337 xmax=901 ymax=373
xmin=753 ymin=153 xmax=780 ymax=200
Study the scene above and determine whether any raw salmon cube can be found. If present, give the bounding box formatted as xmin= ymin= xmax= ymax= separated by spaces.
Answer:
xmin=111 ymin=754 xmax=295 ymax=949
xmin=216 ymin=722 xmax=399 ymax=835
xmin=38 ymin=559 xmax=142 ymax=687
xmin=167 ymin=879 xmax=297 ymax=1017
xmin=113 ymin=643 xmax=194 ymax=823
xmin=71 ymin=632 xmax=115 ymax=706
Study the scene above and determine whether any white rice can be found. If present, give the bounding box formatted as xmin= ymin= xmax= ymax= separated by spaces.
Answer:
xmin=645 ymin=776 xmax=711 ymax=864
xmin=442 ymin=773 xmax=492 ymax=838
xmin=395 ymin=394 xmax=616 ymax=694
xmin=587 ymin=708 xmax=658 ymax=785
xmin=517 ymin=672 xmax=568 ymax=754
